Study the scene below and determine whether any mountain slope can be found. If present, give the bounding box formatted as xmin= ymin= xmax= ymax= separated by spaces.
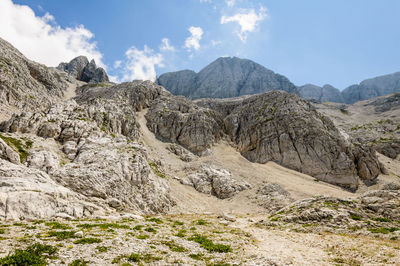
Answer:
xmin=157 ymin=57 xmax=298 ymax=99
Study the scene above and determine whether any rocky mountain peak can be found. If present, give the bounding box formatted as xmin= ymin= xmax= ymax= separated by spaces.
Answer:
xmin=157 ymin=57 xmax=298 ymax=99
xmin=57 ymin=56 xmax=109 ymax=83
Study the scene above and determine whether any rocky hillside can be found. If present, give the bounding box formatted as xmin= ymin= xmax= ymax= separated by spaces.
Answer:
xmin=0 ymin=38 xmax=79 ymax=120
xmin=313 ymin=93 xmax=400 ymax=160
xmin=298 ymin=84 xmax=344 ymax=103
xmin=146 ymin=90 xmax=383 ymax=190
xmin=1 ymin=37 xmax=400 ymax=265
xmin=157 ymin=57 xmax=298 ymax=99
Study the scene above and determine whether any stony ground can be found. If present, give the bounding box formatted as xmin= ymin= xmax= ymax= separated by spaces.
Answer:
xmin=0 ymin=214 xmax=399 ymax=265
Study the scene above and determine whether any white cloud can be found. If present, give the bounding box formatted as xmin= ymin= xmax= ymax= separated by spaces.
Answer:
xmin=184 ymin=26 xmax=203 ymax=51
xmin=160 ymin=38 xmax=175 ymax=52
xmin=113 ymin=60 xmax=122 ymax=69
xmin=221 ymin=7 xmax=267 ymax=42
xmin=0 ymin=0 xmax=104 ymax=67
xmin=200 ymin=0 xmax=212 ymax=3
xmin=225 ymin=0 xmax=235 ymax=7
xmin=120 ymin=46 xmax=164 ymax=82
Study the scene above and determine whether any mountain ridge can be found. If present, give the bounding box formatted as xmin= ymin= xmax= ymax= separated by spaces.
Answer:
xmin=157 ymin=56 xmax=298 ymax=99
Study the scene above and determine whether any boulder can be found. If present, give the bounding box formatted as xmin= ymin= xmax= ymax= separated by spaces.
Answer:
xmin=181 ymin=165 xmax=251 ymax=199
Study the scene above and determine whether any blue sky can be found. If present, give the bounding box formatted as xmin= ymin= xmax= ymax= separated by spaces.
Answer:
xmin=1 ymin=0 xmax=399 ymax=89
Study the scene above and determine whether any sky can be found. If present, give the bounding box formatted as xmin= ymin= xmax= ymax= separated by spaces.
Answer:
xmin=0 ymin=0 xmax=399 ymax=89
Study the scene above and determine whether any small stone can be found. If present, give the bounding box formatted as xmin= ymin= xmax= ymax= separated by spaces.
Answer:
xmin=74 ymin=231 xmax=83 ymax=238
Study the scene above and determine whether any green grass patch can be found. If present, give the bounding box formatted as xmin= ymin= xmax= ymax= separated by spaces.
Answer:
xmin=189 ymin=253 xmax=204 ymax=260
xmin=45 ymin=221 xmax=71 ymax=230
xmin=196 ymin=219 xmax=208 ymax=225
xmin=350 ymin=214 xmax=362 ymax=221
xmin=144 ymin=227 xmax=157 ymax=233
xmin=0 ymin=133 xmax=31 ymax=163
xmin=371 ymin=217 xmax=392 ymax=223
xmin=146 ymin=217 xmax=163 ymax=224
xmin=175 ymin=229 xmax=186 ymax=238
xmin=48 ymin=230 xmax=77 ymax=240
xmin=136 ymin=234 xmax=149 ymax=240
xmin=133 ymin=225 xmax=144 ymax=230
xmin=95 ymin=246 xmax=108 ymax=253
xmin=162 ymin=240 xmax=188 ymax=252
xmin=173 ymin=220 xmax=184 ymax=226
xmin=73 ymin=237 xmax=102 ymax=244
xmin=188 ymin=234 xmax=232 ymax=253
xmin=148 ymin=162 xmax=166 ymax=178
xmin=127 ymin=253 xmax=141 ymax=262
xmin=0 ymin=242 xmax=57 ymax=266
xmin=368 ymin=227 xmax=399 ymax=234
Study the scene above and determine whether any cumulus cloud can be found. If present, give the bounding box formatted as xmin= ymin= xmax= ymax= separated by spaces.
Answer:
xmin=184 ymin=26 xmax=203 ymax=51
xmin=0 ymin=0 xmax=105 ymax=68
xmin=221 ymin=7 xmax=267 ymax=42
xmin=160 ymin=38 xmax=175 ymax=52
xmin=120 ymin=46 xmax=164 ymax=82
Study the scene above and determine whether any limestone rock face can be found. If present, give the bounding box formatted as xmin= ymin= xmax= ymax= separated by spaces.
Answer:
xmin=0 ymin=159 xmax=107 ymax=221
xmin=57 ymin=56 xmax=88 ymax=80
xmin=157 ymin=57 xmax=298 ymax=99
xmin=0 ymin=81 xmax=176 ymax=219
xmin=0 ymin=37 xmax=75 ymax=114
xmin=223 ymin=92 xmax=360 ymax=188
xmin=53 ymin=137 xmax=174 ymax=213
xmin=145 ymin=95 xmax=224 ymax=155
xmin=180 ymin=165 xmax=251 ymax=199
xmin=57 ymin=56 xmax=109 ymax=83
xmin=148 ymin=90 xmax=383 ymax=189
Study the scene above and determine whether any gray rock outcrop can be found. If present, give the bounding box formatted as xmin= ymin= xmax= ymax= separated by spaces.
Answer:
xmin=157 ymin=57 xmax=298 ymax=99
xmin=253 ymin=183 xmax=294 ymax=212
xmin=180 ymin=165 xmax=251 ymax=199
xmin=0 ymin=81 xmax=176 ymax=219
xmin=298 ymin=84 xmax=344 ymax=103
xmin=0 ymin=37 xmax=75 ymax=115
xmin=146 ymin=90 xmax=383 ymax=189
xmin=0 ymin=137 xmax=20 ymax=164
xmin=0 ymin=158 xmax=107 ymax=221
xmin=57 ymin=56 xmax=109 ymax=83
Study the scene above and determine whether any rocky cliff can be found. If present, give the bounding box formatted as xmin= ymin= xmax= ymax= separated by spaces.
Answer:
xmin=57 ymin=56 xmax=109 ymax=83
xmin=146 ymin=91 xmax=383 ymax=190
xmin=0 ymin=38 xmax=79 ymax=120
xmin=157 ymin=57 xmax=298 ymax=99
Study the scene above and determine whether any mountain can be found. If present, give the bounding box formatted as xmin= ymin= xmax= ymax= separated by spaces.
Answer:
xmin=341 ymin=72 xmax=400 ymax=104
xmin=1 ymin=37 xmax=400 ymax=265
xmin=157 ymin=57 xmax=298 ymax=99
xmin=298 ymin=84 xmax=344 ymax=103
